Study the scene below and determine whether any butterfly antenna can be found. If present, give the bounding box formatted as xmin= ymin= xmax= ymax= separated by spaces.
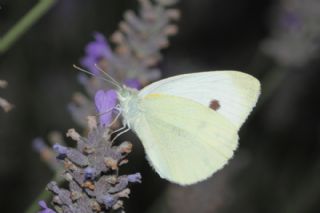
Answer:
xmin=73 ymin=65 xmax=121 ymax=90
xmin=94 ymin=64 xmax=122 ymax=88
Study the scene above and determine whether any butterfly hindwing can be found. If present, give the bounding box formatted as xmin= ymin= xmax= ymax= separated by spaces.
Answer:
xmin=132 ymin=93 xmax=239 ymax=185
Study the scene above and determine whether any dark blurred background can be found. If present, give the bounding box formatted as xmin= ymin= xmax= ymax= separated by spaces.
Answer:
xmin=1 ymin=0 xmax=320 ymax=212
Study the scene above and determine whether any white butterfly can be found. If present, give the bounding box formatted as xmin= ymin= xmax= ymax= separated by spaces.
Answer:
xmin=115 ymin=71 xmax=260 ymax=185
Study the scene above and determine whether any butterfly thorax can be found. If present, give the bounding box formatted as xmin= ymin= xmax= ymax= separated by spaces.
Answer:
xmin=117 ymin=86 xmax=142 ymax=128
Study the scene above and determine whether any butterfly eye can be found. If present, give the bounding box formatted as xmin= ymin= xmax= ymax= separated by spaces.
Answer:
xmin=209 ymin=99 xmax=220 ymax=111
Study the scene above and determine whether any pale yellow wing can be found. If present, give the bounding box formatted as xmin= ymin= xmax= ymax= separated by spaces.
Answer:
xmin=138 ymin=71 xmax=260 ymax=129
xmin=132 ymin=94 xmax=239 ymax=185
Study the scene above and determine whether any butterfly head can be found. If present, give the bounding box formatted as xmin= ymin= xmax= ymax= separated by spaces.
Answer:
xmin=117 ymin=85 xmax=138 ymax=100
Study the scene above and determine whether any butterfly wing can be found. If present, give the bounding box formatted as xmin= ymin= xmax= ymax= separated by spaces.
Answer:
xmin=138 ymin=71 xmax=260 ymax=129
xmin=132 ymin=93 xmax=239 ymax=185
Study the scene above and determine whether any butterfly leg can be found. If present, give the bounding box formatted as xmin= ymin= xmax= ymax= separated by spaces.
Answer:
xmin=107 ymin=104 xmax=123 ymax=127
xmin=111 ymin=127 xmax=131 ymax=144
xmin=111 ymin=123 xmax=127 ymax=135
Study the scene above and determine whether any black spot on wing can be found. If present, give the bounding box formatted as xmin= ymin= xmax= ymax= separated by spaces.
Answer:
xmin=209 ymin=99 xmax=220 ymax=111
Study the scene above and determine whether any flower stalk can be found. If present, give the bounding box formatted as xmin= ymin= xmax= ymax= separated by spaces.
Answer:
xmin=0 ymin=0 xmax=56 ymax=54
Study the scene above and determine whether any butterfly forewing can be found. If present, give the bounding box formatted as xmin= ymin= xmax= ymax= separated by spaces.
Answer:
xmin=138 ymin=71 xmax=260 ymax=129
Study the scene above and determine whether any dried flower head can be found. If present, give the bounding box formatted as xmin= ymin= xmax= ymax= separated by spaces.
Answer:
xmin=43 ymin=116 xmax=141 ymax=212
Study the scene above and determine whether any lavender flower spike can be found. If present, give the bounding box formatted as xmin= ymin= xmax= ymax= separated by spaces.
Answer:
xmin=38 ymin=200 xmax=56 ymax=213
xmin=80 ymin=32 xmax=113 ymax=74
xmin=44 ymin=118 xmax=141 ymax=212
xmin=95 ymin=89 xmax=117 ymax=126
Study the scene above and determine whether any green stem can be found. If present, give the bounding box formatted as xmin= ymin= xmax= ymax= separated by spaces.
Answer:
xmin=25 ymin=174 xmax=63 ymax=213
xmin=0 ymin=0 xmax=56 ymax=54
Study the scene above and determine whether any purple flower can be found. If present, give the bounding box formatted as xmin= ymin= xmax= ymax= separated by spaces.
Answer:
xmin=77 ymin=73 xmax=89 ymax=86
xmin=80 ymin=32 xmax=113 ymax=74
xmin=32 ymin=138 xmax=46 ymax=152
xmin=53 ymin=144 xmax=68 ymax=159
xmin=53 ymin=144 xmax=68 ymax=155
xmin=84 ymin=167 xmax=96 ymax=180
xmin=38 ymin=200 xmax=56 ymax=213
xmin=101 ymin=194 xmax=116 ymax=208
xmin=95 ymin=89 xmax=117 ymax=126
xmin=124 ymin=78 xmax=142 ymax=89
xmin=128 ymin=173 xmax=142 ymax=183
xmin=280 ymin=10 xmax=301 ymax=31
